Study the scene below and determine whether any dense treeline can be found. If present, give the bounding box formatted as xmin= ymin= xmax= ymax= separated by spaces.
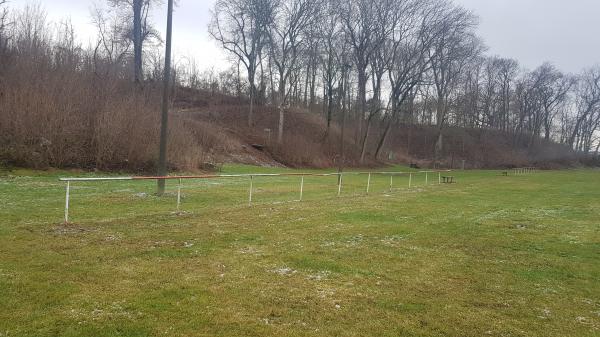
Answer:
xmin=0 ymin=0 xmax=598 ymax=170
xmin=208 ymin=0 xmax=600 ymax=163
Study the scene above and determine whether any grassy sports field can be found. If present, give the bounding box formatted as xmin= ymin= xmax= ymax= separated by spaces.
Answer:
xmin=0 ymin=166 xmax=598 ymax=336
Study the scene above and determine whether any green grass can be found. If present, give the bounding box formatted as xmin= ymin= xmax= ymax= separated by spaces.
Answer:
xmin=0 ymin=166 xmax=599 ymax=336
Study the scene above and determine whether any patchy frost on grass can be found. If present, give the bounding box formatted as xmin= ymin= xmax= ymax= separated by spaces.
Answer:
xmin=475 ymin=207 xmax=568 ymax=225
xmin=307 ymin=271 xmax=331 ymax=281
xmin=271 ymin=267 xmax=297 ymax=276
xmin=345 ymin=234 xmax=364 ymax=247
xmin=380 ymin=235 xmax=407 ymax=246
xmin=320 ymin=241 xmax=336 ymax=248
xmin=67 ymin=301 xmax=143 ymax=323
xmin=238 ymin=246 xmax=261 ymax=255
xmin=316 ymin=288 xmax=335 ymax=298
xmin=475 ymin=209 xmax=511 ymax=223
xmin=538 ymin=308 xmax=551 ymax=319
xmin=104 ymin=234 xmax=121 ymax=242
xmin=51 ymin=225 xmax=92 ymax=236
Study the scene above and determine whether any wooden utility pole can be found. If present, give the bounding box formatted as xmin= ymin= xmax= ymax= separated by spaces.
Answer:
xmin=157 ymin=0 xmax=174 ymax=196
xmin=338 ymin=63 xmax=350 ymax=183
xmin=133 ymin=0 xmax=143 ymax=83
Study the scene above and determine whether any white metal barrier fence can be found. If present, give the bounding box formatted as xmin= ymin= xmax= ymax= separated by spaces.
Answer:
xmin=59 ymin=170 xmax=452 ymax=223
xmin=512 ymin=167 xmax=538 ymax=175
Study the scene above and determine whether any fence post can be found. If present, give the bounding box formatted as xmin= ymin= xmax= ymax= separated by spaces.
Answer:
xmin=389 ymin=174 xmax=393 ymax=192
xmin=338 ymin=173 xmax=343 ymax=197
xmin=366 ymin=173 xmax=371 ymax=195
xmin=438 ymin=172 xmax=441 ymax=185
xmin=299 ymin=175 xmax=304 ymax=201
xmin=176 ymin=178 xmax=182 ymax=211
xmin=425 ymin=172 xmax=428 ymax=185
xmin=64 ymin=181 xmax=70 ymax=224
xmin=248 ymin=175 xmax=253 ymax=206
xmin=409 ymin=173 xmax=412 ymax=189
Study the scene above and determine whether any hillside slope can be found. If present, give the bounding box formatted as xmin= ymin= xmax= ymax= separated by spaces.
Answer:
xmin=0 ymin=85 xmax=584 ymax=172
xmin=173 ymin=88 xmax=580 ymax=170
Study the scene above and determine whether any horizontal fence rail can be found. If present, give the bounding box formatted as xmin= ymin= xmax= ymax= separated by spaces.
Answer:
xmin=58 ymin=170 xmax=452 ymax=224
xmin=512 ymin=167 xmax=538 ymax=175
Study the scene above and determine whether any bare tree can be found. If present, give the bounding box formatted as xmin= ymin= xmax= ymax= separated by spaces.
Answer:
xmin=209 ymin=0 xmax=276 ymax=127
xmin=513 ymin=64 xmax=574 ymax=148
xmin=317 ymin=0 xmax=343 ymax=137
xmin=339 ymin=0 xmax=379 ymax=139
xmin=357 ymin=0 xmax=407 ymax=163
xmin=428 ymin=1 xmax=482 ymax=164
xmin=497 ymin=58 xmax=519 ymax=131
xmin=374 ymin=0 xmax=438 ymax=159
xmin=268 ymin=0 xmax=320 ymax=144
xmin=91 ymin=4 xmax=131 ymax=77
xmin=533 ymin=63 xmax=574 ymax=141
xmin=0 ymin=0 xmax=9 ymax=53
xmin=301 ymin=23 xmax=319 ymax=110
xmin=569 ymin=67 xmax=600 ymax=152
xmin=107 ymin=0 xmax=161 ymax=83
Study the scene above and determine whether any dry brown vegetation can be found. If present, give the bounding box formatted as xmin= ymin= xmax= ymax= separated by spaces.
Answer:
xmin=175 ymin=88 xmax=580 ymax=170
xmin=0 ymin=59 xmax=227 ymax=171
xmin=0 ymin=64 xmax=584 ymax=172
xmin=0 ymin=3 xmax=590 ymax=172
xmin=0 ymin=54 xmax=583 ymax=172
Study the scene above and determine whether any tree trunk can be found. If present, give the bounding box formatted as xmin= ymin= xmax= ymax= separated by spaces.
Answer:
xmin=434 ymin=131 xmax=443 ymax=167
xmin=375 ymin=97 xmax=398 ymax=160
xmin=434 ymin=96 xmax=445 ymax=166
xmin=339 ymin=70 xmax=348 ymax=180
xmin=359 ymin=117 xmax=371 ymax=164
xmin=357 ymin=68 xmax=368 ymax=141
xmin=249 ymin=91 xmax=254 ymax=127
xmin=568 ymin=111 xmax=588 ymax=148
xmin=278 ymin=105 xmax=284 ymax=144
xmin=303 ymin=63 xmax=310 ymax=107
xmin=326 ymin=98 xmax=333 ymax=133
xmin=247 ymin=65 xmax=257 ymax=127
xmin=309 ymin=64 xmax=316 ymax=109
xmin=277 ymin=74 xmax=286 ymax=144
xmin=375 ymin=118 xmax=392 ymax=160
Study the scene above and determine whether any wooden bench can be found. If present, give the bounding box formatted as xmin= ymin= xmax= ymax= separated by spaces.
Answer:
xmin=442 ymin=176 xmax=455 ymax=184
xmin=251 ymin=144 xmax=266 ymax=151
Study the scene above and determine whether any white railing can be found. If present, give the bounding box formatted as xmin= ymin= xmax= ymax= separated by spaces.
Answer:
xmin=59 ymin=170 xmax=452 ymax=223
xmin=512 ymin=167 xmax=538 ymax=175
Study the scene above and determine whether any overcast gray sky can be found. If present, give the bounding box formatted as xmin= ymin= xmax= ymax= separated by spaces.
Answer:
xmin=11 ymin=0 xmax=600 ymax=74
